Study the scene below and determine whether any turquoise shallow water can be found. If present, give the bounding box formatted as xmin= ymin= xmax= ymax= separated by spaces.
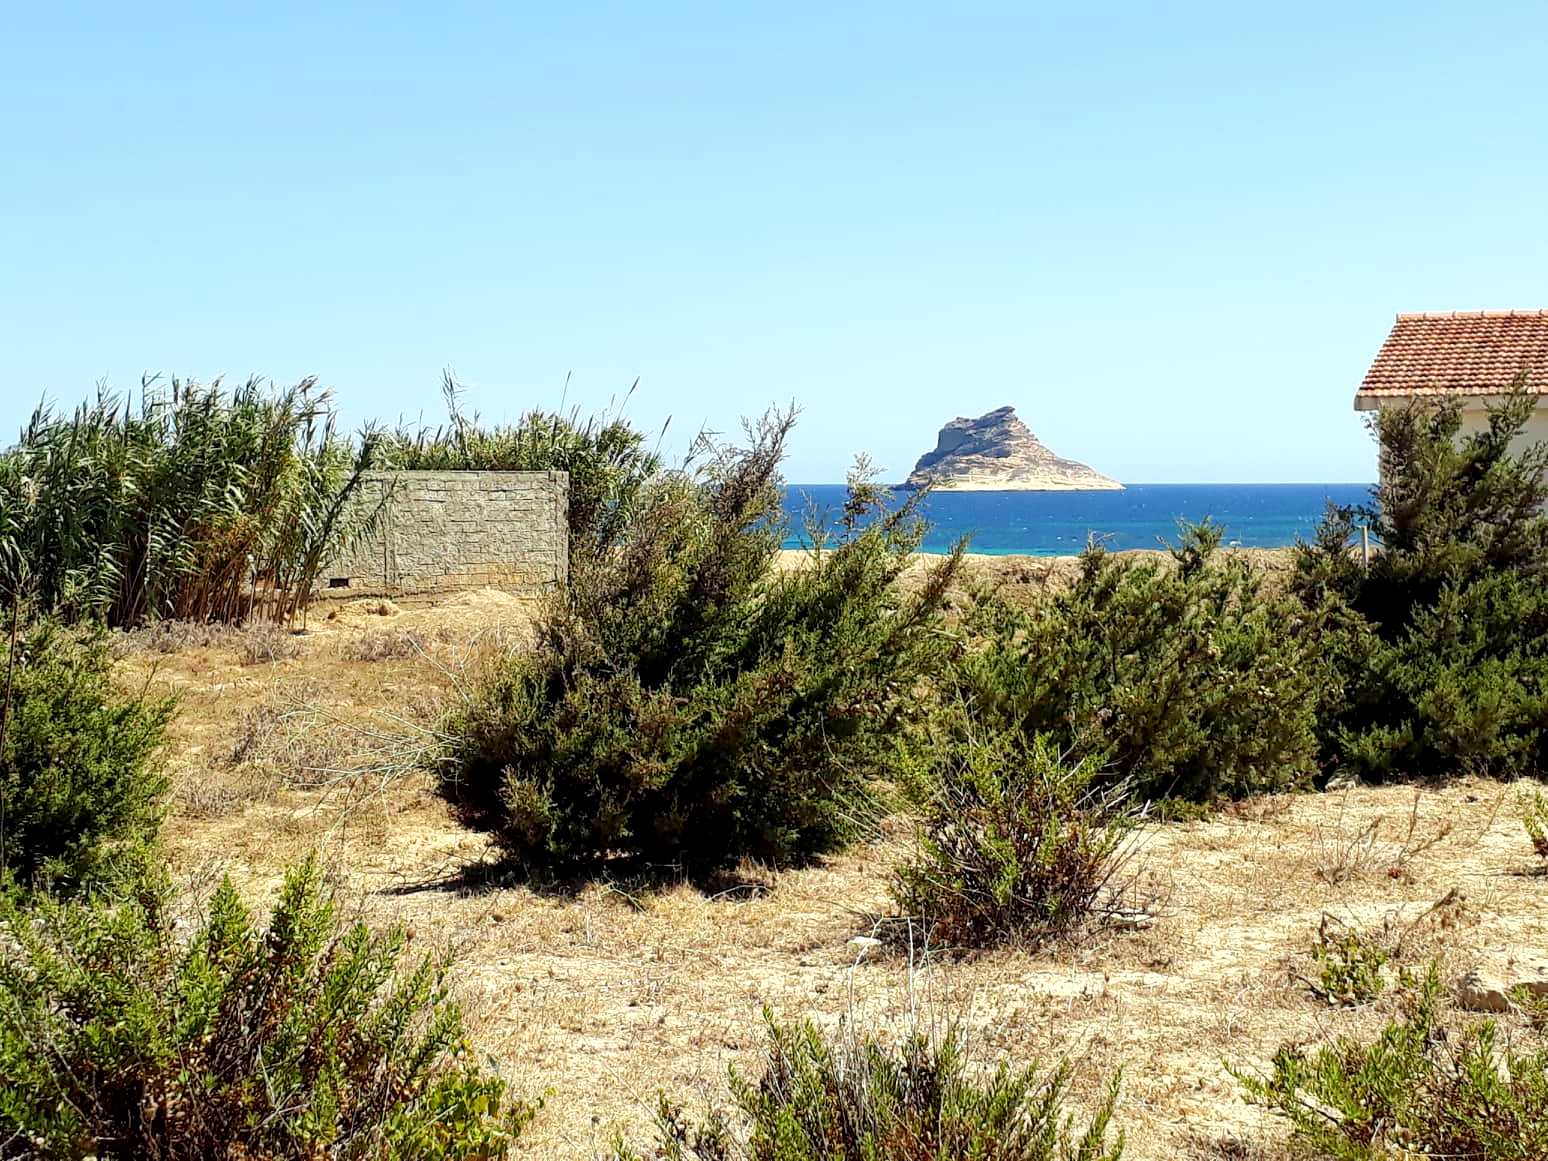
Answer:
xmin=781 ymin=483 xmax=1374 ymax=555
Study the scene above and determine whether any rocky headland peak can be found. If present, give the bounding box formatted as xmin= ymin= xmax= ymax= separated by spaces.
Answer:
xmin=901 ymin=406 xmax=1122 ymax=491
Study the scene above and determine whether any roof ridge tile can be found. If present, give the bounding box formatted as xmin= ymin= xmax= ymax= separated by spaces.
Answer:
xmin=1396 ymin=309 xmax=1548 ymax=321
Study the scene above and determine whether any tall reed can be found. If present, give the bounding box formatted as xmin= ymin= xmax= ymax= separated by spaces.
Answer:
xmin=0 ymin=376 xmax=379 ymax=627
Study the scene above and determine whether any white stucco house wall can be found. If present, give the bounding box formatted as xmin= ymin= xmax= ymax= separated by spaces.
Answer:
xmin=1354 ymin=311 xmax=1548 ymax=467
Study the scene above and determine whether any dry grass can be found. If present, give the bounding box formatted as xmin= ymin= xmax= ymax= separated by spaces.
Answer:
xmin=115 ymin=576 xmax=1548 ymax=1161
xmin=776 ymin=545 xmax=1301 ymax=604
xmin=114 ymin=619 xmax=245 ymax=656
xmin=113 ymin=618 xmax=309 ymax=665
xmin=339 ymin=627 xmax=434 ymax=662
xmin=238 ymin=622 xmax=306 ymax=665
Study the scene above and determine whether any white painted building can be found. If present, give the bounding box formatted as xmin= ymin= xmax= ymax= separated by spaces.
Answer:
xmin=1354 ymin=310 xmax=1548 ymax=460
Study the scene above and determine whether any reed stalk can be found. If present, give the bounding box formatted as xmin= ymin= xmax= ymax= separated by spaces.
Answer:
xmin=0 ymin=376 xmax=378 ymax=628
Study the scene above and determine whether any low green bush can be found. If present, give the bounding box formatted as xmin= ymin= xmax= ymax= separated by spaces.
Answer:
xmin=0 ymin=855 xmax=533 ymax=1159
xmin=1524 ymin=787 xmax=1548 ymax=861
xmin=616 ymin=1013 xmax=1123 ymax=1160
xmin=1324 ymin=572 xmax=1548 ymax=779
xmin=893 ymin=729 xmax=1137 ymax=948
xmin=1294 ymin=389 xmax=1548 ymax=781
xmin=951 ymin=523 xmax=1325 ymax=805
xmin=0 ymin=620 xmax=173 ymax=895
xmin=438 ymin=414 xmax=960 ymax=875
xmin=1307 ymin=915 xmax=1390 ymax=1007
xmin=1235 ymin=965 xmax=1548 ymax=1160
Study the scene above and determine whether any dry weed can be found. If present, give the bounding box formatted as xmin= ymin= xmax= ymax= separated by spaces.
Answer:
xmin=113 ymin=620 xmax=243 ymax=656
xmin=221 ymin=683 xmax=438 ymax=821
xmin=239 ymin=623 xmax=305 ymax=665
xmin=174 ymin=766 xmax=281 ymax=819
xmin=340 ymin=627 xmax=436 ymax=662
xmin=1184 ymin=1132 xmax=1284 ymax=1160
xmin=1312 ymin=789 xmax=1455 ymax=886
xmin=1313 ymin=814 xmax=1380 ymax=885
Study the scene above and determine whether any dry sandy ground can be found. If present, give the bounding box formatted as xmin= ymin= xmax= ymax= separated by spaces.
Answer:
xmin=777 ymin=544 xmax=1301 ymax=600
xmin=116 ymin=571 xmax=1548 ymax=1161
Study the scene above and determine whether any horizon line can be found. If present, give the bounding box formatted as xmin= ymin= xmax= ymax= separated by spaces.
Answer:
xmin=783 ymin=480 xmax=1377 ymax=488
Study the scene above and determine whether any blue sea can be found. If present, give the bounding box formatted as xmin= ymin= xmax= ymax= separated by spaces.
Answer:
xmin=781 ymin=483 xmax=1374 ymax=555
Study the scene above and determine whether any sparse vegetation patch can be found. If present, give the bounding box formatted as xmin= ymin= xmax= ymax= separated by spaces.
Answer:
xmin=342 ymin=627 xmax=432 ymax=662
xmin=893 ymin=729 xmax=1138 ymax=948
xmin=1236 ymin=965 xmax=1548 ymax=1160
xmin=1522 ymin=786 xmax=1548 ymax=861
xmin=616 ymin=1013 xmax=1123 ymax=1161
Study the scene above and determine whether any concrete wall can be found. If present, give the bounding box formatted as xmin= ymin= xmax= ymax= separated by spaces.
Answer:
xmin=322 ymin=470 xmax=568 ymax=597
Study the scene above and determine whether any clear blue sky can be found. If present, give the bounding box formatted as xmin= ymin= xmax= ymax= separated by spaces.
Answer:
xmin=4 ymin=2 xmax=1546 ymax=483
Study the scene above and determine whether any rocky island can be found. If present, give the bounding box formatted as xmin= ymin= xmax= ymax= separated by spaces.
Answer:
xmin=901 ymin=406 xmax=1122 ymax=491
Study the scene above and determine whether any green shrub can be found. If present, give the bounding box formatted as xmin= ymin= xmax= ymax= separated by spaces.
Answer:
xmin=0 ymin=620 xmax=173 ymax=894
xmin=616 ymin=1013 xmax=1122 ymax=1160
xmin=1235 ymin=965 xmax=1548 ymax=1160
xmin=893 ymin=730 xmax=1137 ymax=948
xmin=1296 ymin=388 xmax=1548 ymax=631
xmin=0 ymin=855 xmax=533 ymax=1159
xmin=1307 ymin=916 xmax=1390 ymax=1007
xmin=1324 ymin=571 xmax=1548 ymax=779
xmin=1294 ymin=389 xmax=1548 ymax=781
xmin=1522 ymin=787 xmax=1548 ymax=860
xmin=378 ymin=373 xmax=662 ymax=564
xmin=0 ymin=377 xmax=379 ymax=627
xmin=438 ymin=412 xmax=960 ymax=876
xmin=952 ymin=523 xmax=1325 ymax=805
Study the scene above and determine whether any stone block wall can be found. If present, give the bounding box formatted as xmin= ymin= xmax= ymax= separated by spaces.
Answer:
xmin=321 ymin=470 xmax=568 ymax=597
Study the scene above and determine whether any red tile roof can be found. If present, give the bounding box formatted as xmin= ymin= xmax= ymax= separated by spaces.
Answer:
xmin=1356 ymin=311 xmax=1548 ymax=405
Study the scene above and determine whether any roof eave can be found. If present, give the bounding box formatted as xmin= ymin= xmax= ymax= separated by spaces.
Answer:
xmin=1353 ymin=389 xmax=1543 ymax=412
